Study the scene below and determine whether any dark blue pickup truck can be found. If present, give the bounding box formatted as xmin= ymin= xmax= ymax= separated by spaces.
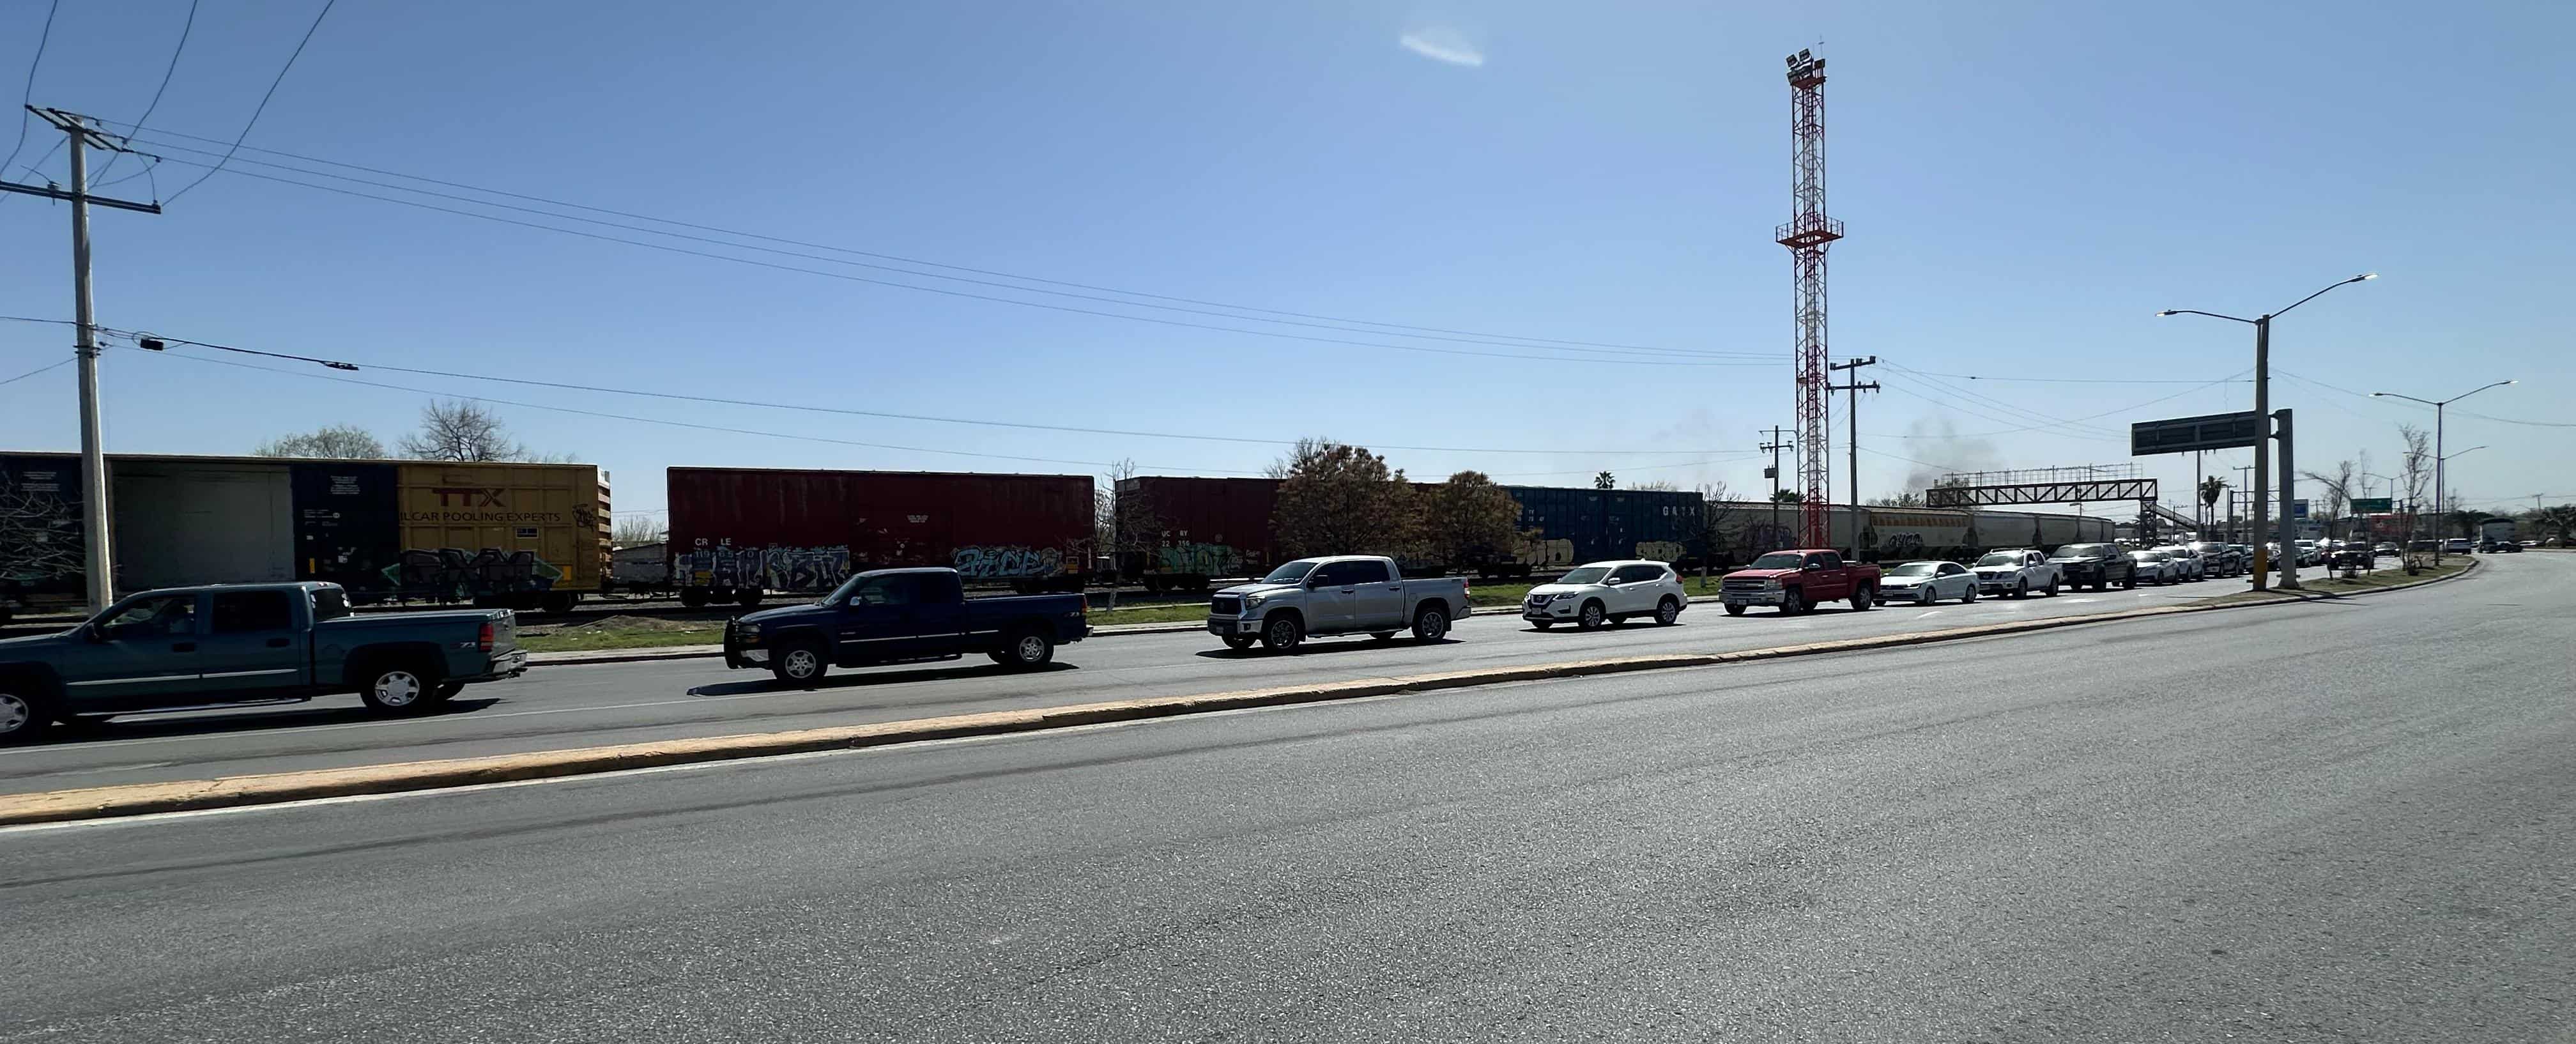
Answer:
xmin=0 ymin=581 xmax=525 ymax=742
xmin=723 ymin=567 xmax=1088 ymax=684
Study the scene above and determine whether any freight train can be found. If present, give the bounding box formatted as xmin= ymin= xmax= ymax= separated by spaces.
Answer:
xmin=0 ymin=453 xmax=608 ymax=620
xmin=666 ymin=467 xmax=1093 ymax=606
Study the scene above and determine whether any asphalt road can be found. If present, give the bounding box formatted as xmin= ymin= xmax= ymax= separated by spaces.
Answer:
xmin=1 ymin=550 xmax=2563 ymax=1041
xmin=0 ymin=571 xmax=2253 ymax=794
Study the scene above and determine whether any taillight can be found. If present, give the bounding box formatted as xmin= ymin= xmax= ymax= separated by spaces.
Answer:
xmin=478 ymin=620 xmax=495 ymax=653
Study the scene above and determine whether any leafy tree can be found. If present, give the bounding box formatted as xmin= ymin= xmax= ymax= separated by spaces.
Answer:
xmin=1416 ymin=471 xmax=1523 ymax=571
xmin=254 ymin=424 xmax=387 ymax=459
xmin=1272 ymin=441 xmax=1411 ymax=558
xmin=2199 ymin=475 xmax=2227 ymax=516
xmin=2444 ymin=509 xmax=2495 ymax=538
xmin=1770 ymin=489 xmax=1804 ymax=504
xmin=2533 ymin=504 xmax=2576 ymax=543
xmin=1594 ymin=470 xmax=1616 ymax=490
xmin=1866 ymin=492 xmax=1924 ymax=507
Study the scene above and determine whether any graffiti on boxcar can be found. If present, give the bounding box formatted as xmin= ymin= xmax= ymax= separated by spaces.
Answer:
xmin=1153 ymin=541 xmax=1240 ymax=576
xmin=951 ymin=544 xmax=1061 ymax=580
xmin=382 ymin=548 xmax=564 ymax=600
xmin=674 ymin=545 xmax=852 ymax=592
xmin=0 ymin=464 xmax=83 ymax=594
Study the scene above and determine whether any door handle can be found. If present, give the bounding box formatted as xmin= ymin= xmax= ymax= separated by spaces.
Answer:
xmin=266 ymin=638 xmax=292 ymax=648
xmin=171 ymin=642 xmax=196 ymax=652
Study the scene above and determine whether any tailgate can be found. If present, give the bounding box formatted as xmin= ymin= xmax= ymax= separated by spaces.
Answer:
xmin=488 ymin=610 xmax=519 ymax=653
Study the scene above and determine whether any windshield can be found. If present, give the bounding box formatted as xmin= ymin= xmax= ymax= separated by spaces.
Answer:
xmin=1888 ymin=563 xmax=1937 ymax=577
xmin=2052 ymin=544 xmax=2106 ymax=559
xmin=1747 ymin=552 xmax=1805 ymax=571
xmin=1974 ymin=553 xmax=2017 ymax=567
xmin=2131 ymin=551 xmax=2161 ymax=560
xmin=1261 ymin=560 xmax=1319 ymax=583
xmin=1560 ymin=567 xmax=1611 ymax=584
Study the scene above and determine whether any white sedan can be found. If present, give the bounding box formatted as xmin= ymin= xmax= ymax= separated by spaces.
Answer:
xmin=2129 ymin=549 xmax=2179 ymax=585
xmin=1877 ymin=560 xmax=1977 ymax=605
xmin=1522 ymin=560 xmax=1688 ymax=630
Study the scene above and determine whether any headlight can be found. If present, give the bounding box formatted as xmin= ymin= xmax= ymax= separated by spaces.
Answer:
xmin=1241 ymin=593 xmax=1267 ymax=609
xmin=1551 ymin=592 xmax=1580 ymax=601
xmin=1761 ymin=579 xmax=1781 ymax=589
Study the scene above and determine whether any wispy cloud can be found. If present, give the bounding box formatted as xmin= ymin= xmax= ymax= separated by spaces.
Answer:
xmin=1399 ymin=27 xmax=1484 ymax=67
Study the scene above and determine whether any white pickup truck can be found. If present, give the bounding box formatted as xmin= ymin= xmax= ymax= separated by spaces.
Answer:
xmin=1206 ymin=555 xmax=1471 ymax=652
xmin=1968 ymin=548 xmax=2063 ymax=598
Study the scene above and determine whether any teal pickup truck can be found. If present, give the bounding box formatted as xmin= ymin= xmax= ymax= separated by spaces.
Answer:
xmin=0 ymin=581 xmax=526 ymax=742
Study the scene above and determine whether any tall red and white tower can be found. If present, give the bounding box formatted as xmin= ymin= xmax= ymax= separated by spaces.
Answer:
xmin=1777 ymin=48 xmax=1843 ymax=548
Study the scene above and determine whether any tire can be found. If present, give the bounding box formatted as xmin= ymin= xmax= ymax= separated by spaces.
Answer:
xmin=1724 ymin=604 xmax=1747 ymax=616
xmin=0 ymin=687 xmax=48 ymax=744
xmin=1221 ymin=634 xmax=1256 ymax=650
xmin=2122 ymin=573 xmax=2137 ymax=590
xmin=358 ymin=660 xmax=441 ymax=714
xmin=1917 ymin=587 xmax=1936 ymax=606
xmin=540 ymin=592 xmax=579 ymax=615
xmin=680 ymin=587 xmax=710 ymax=609
xmin=1655 ymin=597 xmax=1681 ymax=626
xmin=1412 ymin=604 xmax=1451 ymax=642
xmin=770 ymin=641 xmax=829 ymax=686
xmin=1850 ymin=587 xmax=1873 ymax=611
xmin=996 ymin=629 xmax=1055 ymax=669
xmin=1781 ymin=588 xmax=1805 ymax=615
xmin=2012 ymin=580 xmax=2028 ymax=599
xmin=1370 ymin=631 xmax=1398 ymax=641
xmin=2044 ymin=577 xmax=2060 ymax=597
xmin=1261 ymin=614 xmax=1304 ymax=652
xmin=1577 ymin=601 xmax=1606 ymax=630
xmin=1962 ymin=585 xmax=1977 ymax=604
xmin=737 ymin=588 xmax=765 ymax=608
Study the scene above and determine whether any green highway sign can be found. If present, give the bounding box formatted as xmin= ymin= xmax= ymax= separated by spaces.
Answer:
xmin=2131 ymin=410 xmax=2264 ymax=456
xmin=2351 ymin=497 xmax=2393 ymax=513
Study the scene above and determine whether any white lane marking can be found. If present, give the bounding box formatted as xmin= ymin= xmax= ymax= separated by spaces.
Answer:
xmin=2062 ymin=598 xmax=2098 ymax=604
xmin=1913 ymin=611 xmax=1942 ymax=620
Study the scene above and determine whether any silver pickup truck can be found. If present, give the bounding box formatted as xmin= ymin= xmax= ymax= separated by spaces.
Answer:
xmin=1206 ymin=555 xmax=1469 ymax=652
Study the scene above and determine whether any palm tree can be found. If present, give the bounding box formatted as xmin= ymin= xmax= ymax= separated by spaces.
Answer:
xmin=2535 ymin=504 xmax=2576 ymax=544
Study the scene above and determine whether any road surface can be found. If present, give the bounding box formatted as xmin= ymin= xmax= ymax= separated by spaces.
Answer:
xmin=1 ymin=552 xmax=2564 ymax=1041
xmin=2 ymin=573 xmax=2244 ymax=794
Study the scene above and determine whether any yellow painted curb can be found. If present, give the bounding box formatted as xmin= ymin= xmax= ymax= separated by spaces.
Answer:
xmin=0 ymin=561 xmax=2478 ymax=827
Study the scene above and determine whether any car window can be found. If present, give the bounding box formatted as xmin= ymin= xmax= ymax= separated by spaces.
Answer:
xmin=1346 ymin=559 xmax=1392 ymax=584
xmin=1814 ymin=552 xmax=1843 ymax=569
xmin=841 ymin=576 xmax=902 ymax=606
xmin=310 ymin=587 xmax=351 ymax=621
xmin=1941 ymin=562 xmax=1965 ymax=575
xmin=1311 ymin=562 xmax=1358 ymax=587
xmin=100 ymin=594 xmax=197 ymax=638
xmin=1609 ymin=565 xmax=1660 ymax=583
xmin=211 ymin=591 xmax=295 ymax=634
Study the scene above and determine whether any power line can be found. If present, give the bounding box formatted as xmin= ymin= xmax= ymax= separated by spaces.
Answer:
xmin=134 ymin=160 xmax=1779 ymax=370
xmin=102 ymin=325 xmax=1731 ymax=456
xmin=90 ymin=0 xmax=198 ymax=185
xmin=1871 ymin=369 xmax=2249 ymax=441
xmin=144 ymin=155 xmax=1768 ymax=367
xmin=1880 ymin=362 xmax=2117 ymax=436
xmin=108 ymin=121 xmax=1726 ymax=358
xmin=0 ymin=357 xmax=70 ymax=388
xmin=1894 ymin=369 xmax=2250 ymax=385
xmin=2274 ymin=369 xmax=2576 ymax=429
xmin=164 ymin=0 xmax=335 ymax=203
xmin=0 ymin=0 xmax=62 ymax=181
xmin=134 ymin=143 xmax=1756 ymax=363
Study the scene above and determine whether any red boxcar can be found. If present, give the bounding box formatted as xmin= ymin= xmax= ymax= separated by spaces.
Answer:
xmin=1114 ymin=476 xmax=1281 ymax=592
xmin=668 ymin=468 xmax=1093 ymax=606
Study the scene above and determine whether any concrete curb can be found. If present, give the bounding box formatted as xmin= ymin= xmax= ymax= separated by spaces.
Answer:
xmin=0 ymin=566 xmax=2480 ymax=827
xmin=525 ymin=597 xmax=1740 ymax=667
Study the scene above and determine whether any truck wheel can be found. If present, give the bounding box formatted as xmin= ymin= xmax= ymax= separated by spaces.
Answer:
xmin=1412 ymin=605 xmax=1451 ymax=642
xmin=1655 ymin=597 xmax=1682 ymax=625
xmin=680 ymin=587 xmax=710 ymax=609
xmin=1577 ymin=601 xmax=1606 ymax=630
xmin=2012 ymin=580 xmax=2028 ymax=599
xmin=1262 ymin=614 xmax=1303 ymax=652
xmin=358 ymin=661 xmax=441 ymax=714
xmin=0 ymin=687 xmax=49 ymax=744
xmin=1780 ymin=588 xmax=1805 ymax=615
xmin=772 ymin=641 xmax=829 ymax=686
xmin=1724 ymin=603 xmax=1747 ymax=616
xmin=2122 ymin=574 xmax=2137 ymax=590
xmin=1850 ymin=587 xmax=1873 ymax=611
xmin=1221 ymin=634 xmax=1256 ymax=650
xmin=996 ymin=630 xmax=1055 ymax=670
xmin=2044 ymin=577 xmax=2060 ymax=597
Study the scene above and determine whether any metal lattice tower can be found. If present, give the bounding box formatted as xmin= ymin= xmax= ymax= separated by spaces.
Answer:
xmin=1776 ymin=48 xmax=1843 ymax=548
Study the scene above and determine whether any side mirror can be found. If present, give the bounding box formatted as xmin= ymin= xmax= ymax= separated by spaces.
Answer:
xmin=1602 ymin=576 xmax=1622 ymax=585
xmin=1804 ymin=562 xmax=1823 ymax=571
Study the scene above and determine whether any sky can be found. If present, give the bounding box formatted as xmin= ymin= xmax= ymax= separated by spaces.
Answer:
xmin=3 ymin=0 xmax=2570 ymax=530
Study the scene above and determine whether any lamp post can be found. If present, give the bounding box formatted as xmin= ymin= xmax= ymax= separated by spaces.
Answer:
xmin=2159 ymin=273 xmax=2375 ymax=590
xmin=2372 ymin=381 xmax=2513 ymax=560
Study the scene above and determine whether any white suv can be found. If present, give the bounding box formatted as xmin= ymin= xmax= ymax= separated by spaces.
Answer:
xmin=1522 ymin=560 xmax=1687 ymax=630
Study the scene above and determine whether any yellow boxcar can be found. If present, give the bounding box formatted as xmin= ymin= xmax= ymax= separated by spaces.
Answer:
xmin=392 ymin=462 xmax=609 ymax=608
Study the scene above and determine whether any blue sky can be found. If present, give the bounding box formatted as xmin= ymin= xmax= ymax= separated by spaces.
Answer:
xmin=3 ymin=0 xmax=2569 ymax=526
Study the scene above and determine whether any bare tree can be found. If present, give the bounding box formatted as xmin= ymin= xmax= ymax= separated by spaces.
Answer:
xmin=1693 ymin=481 xmax=1738 ymax=582
xmin=1628 ymin=479 xmax=1680 ymax=492
xmin=254 ymin=424 xmax=387 ymax=459
xmin=1098 ymin=459 xmax=1162 ymax=610
xmin=1264 ymin=437 xmax=1333 ymax=480
xmin=612 ymin=515 xmax=663 ymax=547
xmin=399 ymin=400 xmax=528 ymax=462
xmin=2398 ymin=424 xmax=2434 ymax=564
xmin=2301 ymin=458 xmax=2359 ymax=537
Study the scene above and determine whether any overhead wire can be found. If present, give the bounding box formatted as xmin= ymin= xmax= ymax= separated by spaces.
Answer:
xmin=2274 ymin=369 xmax=2575 ymax=429
xmin=90 ymin=0 xmax=198 ymax=185
xmin=108 ymin=121 xmax=1724 ymax=358
xmin=0 ymin=0 xmax=62 ymax=181
xmin=1878 ymin=362 xmax=2119 ymax=436
xmin=163 ymin=0 xmax=336 ymax=203
xmin=99 ymin=325 xmax=1731 ymax=457
xmin=0 ymin=357 xmax=70 ymax=388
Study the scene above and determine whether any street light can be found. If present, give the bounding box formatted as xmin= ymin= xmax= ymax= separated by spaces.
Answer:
xmin=2372 ymin=380 xmax=2513 ymax=559
xmin=2158 ymin=272 xmax=2375 ymax=591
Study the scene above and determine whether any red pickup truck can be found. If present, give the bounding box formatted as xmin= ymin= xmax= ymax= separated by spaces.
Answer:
xmin=1719 ymin=549 xmax=1882 ymax=615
